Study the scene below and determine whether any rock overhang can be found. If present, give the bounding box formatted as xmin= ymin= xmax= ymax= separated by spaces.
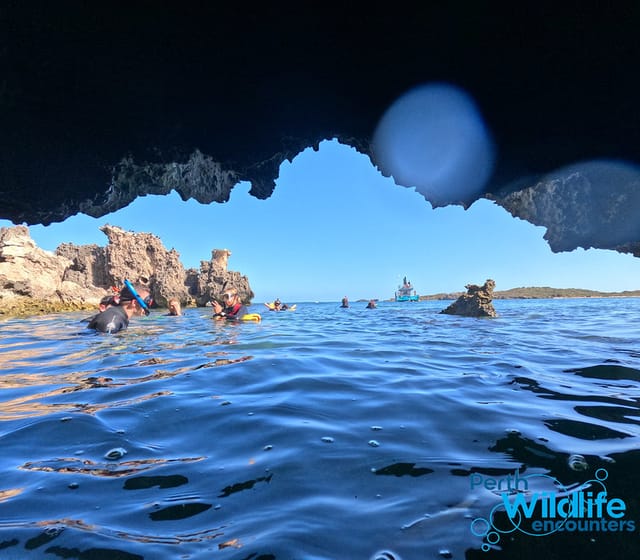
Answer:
xmin=1 ymin=4 xmax=639 ymax=256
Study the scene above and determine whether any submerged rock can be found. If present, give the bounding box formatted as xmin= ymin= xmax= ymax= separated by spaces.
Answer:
xmin=440 ymin=279 xmax=498 ymax=317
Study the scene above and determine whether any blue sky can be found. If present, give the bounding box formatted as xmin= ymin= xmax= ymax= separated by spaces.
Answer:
xmin=2 ymin=139 xmax=640 ymax=302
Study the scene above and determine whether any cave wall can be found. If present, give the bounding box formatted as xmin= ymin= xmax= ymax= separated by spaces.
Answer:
xmin=1 ymin=4 xmax=639 ymax=256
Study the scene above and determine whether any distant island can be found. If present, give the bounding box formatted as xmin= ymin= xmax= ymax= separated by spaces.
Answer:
xmin=420 ymin=287 xmax=640 ymax=300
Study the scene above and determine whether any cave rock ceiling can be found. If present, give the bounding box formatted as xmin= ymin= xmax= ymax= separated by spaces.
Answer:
xmin=1 ymin=5 xmax=639 ymax=256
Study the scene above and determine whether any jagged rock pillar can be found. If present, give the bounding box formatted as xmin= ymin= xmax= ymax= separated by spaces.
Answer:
xmin=440 ymin=279 xmax=498 ymax=317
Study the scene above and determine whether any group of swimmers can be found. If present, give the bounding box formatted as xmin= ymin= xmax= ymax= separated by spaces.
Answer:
xmin=87 ymin=282 xmax=247 ymax=334
xmin=87 ymin=282 xmax=378 ymax=335
xmin=341 ymin=296 xmax=377 ymax=309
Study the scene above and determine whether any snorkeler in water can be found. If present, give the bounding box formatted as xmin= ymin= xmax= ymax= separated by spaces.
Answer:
xmin=167 ymin=297 xmax=182 ymax=316
xmin=212 ymin=288 xmax=249 ymax=320
xmin=87 ymin=281 xmax=152 ymax=334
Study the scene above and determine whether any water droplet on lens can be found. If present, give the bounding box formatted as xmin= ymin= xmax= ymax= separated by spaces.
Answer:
xmin=104 ymin=447 xmax=127 ymax=460
xmin=568 ymin=454 xmax=588 ymax=471
xmin=321 ymin=436 xmax=334 ymax=443
xmin=368 ymin=440 xmax=381 ymax=447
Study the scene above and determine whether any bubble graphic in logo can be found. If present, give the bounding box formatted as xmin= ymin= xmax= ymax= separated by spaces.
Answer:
xmin=471 ymin=469 xmax=613 ymax=552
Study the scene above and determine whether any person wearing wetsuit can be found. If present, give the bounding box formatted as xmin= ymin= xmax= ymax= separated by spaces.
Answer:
xmin=212 ymin=289 xmax=249 ymax=320
xmin=98 ymin=294 xmax=119 ymax=311
xmin=87 ymin=283 xmax=152 ymax=333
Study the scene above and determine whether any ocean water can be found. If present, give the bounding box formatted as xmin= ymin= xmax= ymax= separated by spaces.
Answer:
xmin=0 ymin=298 xmax=639 ymax=560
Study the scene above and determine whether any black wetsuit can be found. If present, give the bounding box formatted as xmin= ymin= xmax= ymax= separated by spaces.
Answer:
xmin=87 ymin=306 xmax=129 ymax=333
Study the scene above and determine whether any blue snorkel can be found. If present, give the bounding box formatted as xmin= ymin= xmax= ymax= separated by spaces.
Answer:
xmin=123 ymin=279 xmax=151 ymax=316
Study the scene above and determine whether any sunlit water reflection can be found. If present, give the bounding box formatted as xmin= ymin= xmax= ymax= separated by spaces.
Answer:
xmin=1 ymin=299 xmax=639 ymax=559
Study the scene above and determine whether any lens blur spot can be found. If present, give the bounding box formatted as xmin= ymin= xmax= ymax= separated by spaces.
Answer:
xmin=372 ymin=83 xmax=495 ymax=207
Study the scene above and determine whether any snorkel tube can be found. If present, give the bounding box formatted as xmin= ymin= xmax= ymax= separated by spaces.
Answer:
xmin=123 ymin=279 xmax=151 ymax=316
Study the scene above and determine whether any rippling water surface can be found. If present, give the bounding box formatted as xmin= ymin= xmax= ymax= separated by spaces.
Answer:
xmin=1 ymin=299 xmax=639 ymax=559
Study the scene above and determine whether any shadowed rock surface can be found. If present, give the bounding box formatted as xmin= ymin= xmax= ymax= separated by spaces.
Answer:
xmin=1 ymin=5 xmax=639 ymax=258
xmin=440 ymin=279 xmax=498 ymax=318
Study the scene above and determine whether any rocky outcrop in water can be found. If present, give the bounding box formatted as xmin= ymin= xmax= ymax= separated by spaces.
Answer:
xmin=440 ymin=279 xmax=498 ymax=318
xmin=56 ymin=225 xmax=188 ymax=307
xmin=0 ymin=226 xmax=106 ymax=315
xmin=194 ymin=249 xmax=254 ymax=306
xmin=0 ymin=225 xmax=254 ymax=315
xmin=56 ymin=242 xmax=109 ymax=288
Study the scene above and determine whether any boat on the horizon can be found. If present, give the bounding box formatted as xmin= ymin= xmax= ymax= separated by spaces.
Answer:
xmin=395 ymin=276 xmax=419 ymax=302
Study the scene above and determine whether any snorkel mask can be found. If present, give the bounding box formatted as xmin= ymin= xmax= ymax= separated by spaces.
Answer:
xmin=123 ymin=279 xmax=153 ymax=316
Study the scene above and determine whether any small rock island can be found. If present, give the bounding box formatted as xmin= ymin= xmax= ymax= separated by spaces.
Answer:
xmin=440 ymin=279 xmax=498 ymax=317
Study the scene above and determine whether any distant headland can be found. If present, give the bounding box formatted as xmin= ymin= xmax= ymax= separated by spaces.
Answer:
xmin=420 ymin=286 xmax=640 ymax=300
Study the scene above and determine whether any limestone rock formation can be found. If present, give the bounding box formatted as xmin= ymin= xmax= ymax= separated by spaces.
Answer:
xmin=0 ymin=225 xmax=255 ymax=315
xmin=488 ymin=161 xmax=640 ymax=257
xmin=56 ymin=243 xmax=109 ymax=288
xmin=440 ymin=279 xmax=498 ymax=318
xmin=2 ymin=5 xmax=639 ymax=261
xmin=0 ymin=226 xmax=105 ymax=314
xmin=98 ymin=225 xmax=190 ymax=307
xmin=194 ymin=249 xmax=254 ymax=306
